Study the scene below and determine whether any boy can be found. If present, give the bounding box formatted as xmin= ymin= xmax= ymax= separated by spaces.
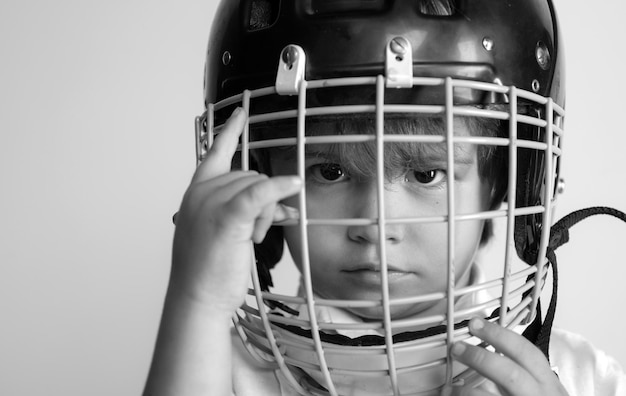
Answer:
xmin=144 ymin=1 xmax=625 ymax=395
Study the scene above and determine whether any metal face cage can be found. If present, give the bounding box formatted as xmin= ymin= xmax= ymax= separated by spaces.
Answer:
xmin=195 ymin=42 xmax=564 ymax=396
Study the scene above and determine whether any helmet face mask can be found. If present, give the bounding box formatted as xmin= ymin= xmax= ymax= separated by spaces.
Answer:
xmin=198 ymin=0 xmax=564 ymax=394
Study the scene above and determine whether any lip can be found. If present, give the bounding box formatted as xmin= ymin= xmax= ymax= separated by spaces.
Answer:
xmin=342 ymin=263 xmax=415 ymax=284
xmin=343 ymin=263 xmax=409 ymax=273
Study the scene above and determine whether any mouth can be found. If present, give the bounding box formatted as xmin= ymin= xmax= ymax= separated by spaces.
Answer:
xmin=342 ymin=263 xmax=415 ymax=284
xmin=343 ymin=262 xmax=409 ymax=272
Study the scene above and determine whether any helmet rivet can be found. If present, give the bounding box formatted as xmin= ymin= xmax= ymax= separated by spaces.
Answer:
xmin=222 ymin=51 xmax=232 ymax=66
xmin=390 ymin=37 xmax=409 ymax=58
xmin=281 ymin=45 xmax=299 ymax=69
xmin=531 ymin=79 xmax=541 ymax=92
xmin=482 ymin=37 xmax=494 ymax=51
xmin=535 ymin=41 xmax=551 ymax=70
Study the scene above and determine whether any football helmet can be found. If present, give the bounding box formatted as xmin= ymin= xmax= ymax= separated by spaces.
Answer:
xmin=196 ymin=0 xmax=565 ymax=394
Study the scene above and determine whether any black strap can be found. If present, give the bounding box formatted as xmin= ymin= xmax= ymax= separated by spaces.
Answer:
xmin=522 ymin=206 xmax=626 ymax=360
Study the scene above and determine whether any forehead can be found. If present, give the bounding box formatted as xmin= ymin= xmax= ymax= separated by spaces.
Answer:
xmin=250 ymin=114 xmax=483 ymax=154
xmin=285 ymin=114 xmax=476 ymax=136
xmin=263 ymin=115 xmax=480 ymax=168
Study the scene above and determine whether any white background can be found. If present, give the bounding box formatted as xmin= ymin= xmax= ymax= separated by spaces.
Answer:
xmin=1 ymin=1 xmax=624 ymax=395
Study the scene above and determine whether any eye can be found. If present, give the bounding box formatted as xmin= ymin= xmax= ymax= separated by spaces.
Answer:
xmin=308 ymin=163 xmax=348 ymax=183
xmin=407 ymin=169 xmax=446 ymax=186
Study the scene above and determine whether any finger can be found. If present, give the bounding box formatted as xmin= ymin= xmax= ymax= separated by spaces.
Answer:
xmin=227 ymin=176 xmax=302 ymax=222
xmin=195 ymin=170 xmax=260 ymax=193
xmin=252 ymin=204 xmax=300 ymax=243
xmin=273 ymin=204 xmax=300 ymax=225
xmin=467 ymin=318 xmax=553 ymax=382
xmin=192 ymin=107 xmax=247 ymax=183
xmin=182 ymin=172 xmax=267 ymax=216
xmin=451 ymin=341 xmax=534 ymax=394
xmin=219 ymin=175 xmax=300 ymax=243
xmin=252 ymin=203 xmax=277 ymax=244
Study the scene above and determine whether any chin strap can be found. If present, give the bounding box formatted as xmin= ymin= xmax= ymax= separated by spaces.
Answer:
xmin=521 ymin=206 xmax=626 ymax=361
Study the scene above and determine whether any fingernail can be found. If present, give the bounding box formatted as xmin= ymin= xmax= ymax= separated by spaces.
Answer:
xmin=469 ymin=317 xmax=484 ymax=333
xmin=289 ymin=176 xmax=303 ymax=187
xmin=451 ymin=342 xmax=466 ymax=357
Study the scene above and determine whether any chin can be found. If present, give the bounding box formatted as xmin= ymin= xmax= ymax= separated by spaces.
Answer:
xmin=347 ymin=301 xmax=442 ymax=324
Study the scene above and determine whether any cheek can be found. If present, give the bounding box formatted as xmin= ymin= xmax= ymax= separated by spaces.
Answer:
xmin=283 ymin=225 xmax=342 ymax=264
xmin=409 ymin=219 xmax=483 ymax=274
xmin=282 ymin=190 xmax=352 ymax=221
xmin=281 ymin=188 xmax=352 ymax=276
xmin=282 ymin=226 xmax=302 ymax=270
xmin=454 ymin=219 xmax=485 ymax=278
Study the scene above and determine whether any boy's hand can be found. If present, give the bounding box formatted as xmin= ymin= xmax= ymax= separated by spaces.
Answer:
xmin=170 ymin=108 xmax=302 ymax=314
xmin=445 ymin=317 xmax=569 ymax=396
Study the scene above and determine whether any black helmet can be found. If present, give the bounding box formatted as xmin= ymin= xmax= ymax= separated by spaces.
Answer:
xmin=204 ymin=0 xmax=563 ymax=106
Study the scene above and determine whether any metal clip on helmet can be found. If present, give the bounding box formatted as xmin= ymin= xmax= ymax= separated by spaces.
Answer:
xmin=196 ymin=0 xmax=564 ymax=394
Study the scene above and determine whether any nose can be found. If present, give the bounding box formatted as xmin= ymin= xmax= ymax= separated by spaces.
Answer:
xmin=346 ymin=181 xmax=406 ymax=244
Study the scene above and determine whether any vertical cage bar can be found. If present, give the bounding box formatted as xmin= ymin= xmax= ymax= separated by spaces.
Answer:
xmin=499 ymin=87 xmax=518 ymax=327
xmin=375 ymin=75 xmax=400 ymax=395
xmin=529 ymin=98 xmax=554 ymax=321
xmin=244 ymin=86 xmax=307 ymax=394
xmin=195 ymin=106 xmax=212 ymax=166
xmin=295 ymin=80 xmax=338 ymax=396
xmin=241 ymin=90 xmax=251 ymax=171
xmin=207 ymin=104 xmax=214 ymax=154
xmin=444 ymin=77 xmax=457 ymax=385
xmin=195 ymin=116 xmax=203 ymax=165
xmin=528 ymin=98 xmax=555 ymax=321
xmin=248 ymin=244 xmax=308 ymax=395
xmin=195 ymin=116 xmax=205 ymax=166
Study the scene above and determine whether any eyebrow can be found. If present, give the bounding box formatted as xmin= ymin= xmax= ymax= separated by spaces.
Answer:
xmin=269 ymin=143 xmax=342 ymax=161
xmin=271 ymin=142 xmax=476 ymax=166
xmin=417 ymin=144 xmax=476 ymax=166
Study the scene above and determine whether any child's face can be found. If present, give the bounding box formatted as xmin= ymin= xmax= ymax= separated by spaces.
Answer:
xmin=268 ymin=118 xmax=492 ymax=321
